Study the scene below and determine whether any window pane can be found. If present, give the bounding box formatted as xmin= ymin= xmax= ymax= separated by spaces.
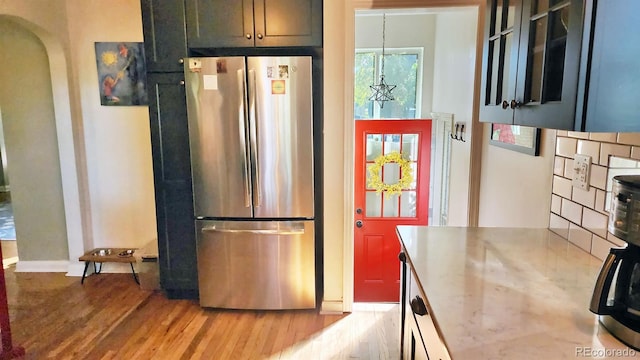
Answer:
xmin=366 ymin=191 xmax=381 ymax=217
xmin=543 ymin=7 xmax=568 ymax=102
xmin=383 ymin=194 xmax=399 ymax=217
xmin=383 ymin=134 xmax=401 ymax=155
xmin=501 ymin=33 xmax=514 ymax=105
xmin=354 ymin=52 xmax=376 ymax=119
xmin=401 ymin=134 xmax=419 ymax=161
xmin=400 ymin=191 xmax=417 ymax=217
xmin=383 ymin=162 xmax=400 ymax=185
xmin=379 ymin=53 xmax=419 ymax=119
xmin=366 ymin=134 xmax=383 ymax=161
xmin=526 ymin=16 xmax=548 ymax=103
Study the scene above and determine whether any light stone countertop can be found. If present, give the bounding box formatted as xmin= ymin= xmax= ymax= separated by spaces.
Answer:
xmin=396 ymin=226 xmax=640 ymax=359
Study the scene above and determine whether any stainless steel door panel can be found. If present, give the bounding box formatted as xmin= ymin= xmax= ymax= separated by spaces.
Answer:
xmin=247 ymin=57 xmax=314 ymax=219
xmin=196 ymin=220 xmax=316 ymax=310
xmin=184 ymin=57 xmax=252 ymax=218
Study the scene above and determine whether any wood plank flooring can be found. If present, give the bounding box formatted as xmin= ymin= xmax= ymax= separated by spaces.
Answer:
xmin=4 ymin=267 xmax=399 ymax=359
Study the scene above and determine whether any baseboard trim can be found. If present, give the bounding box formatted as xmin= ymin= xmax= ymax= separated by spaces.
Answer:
xmin=15 ymin=260 xmax=69 ymax=273
xmin=320 ymin=300 xmax=344 ymax=314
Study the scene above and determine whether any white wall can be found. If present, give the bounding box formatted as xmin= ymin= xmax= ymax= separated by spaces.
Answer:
xmin=478 ymin=125 xmax=555 ymax=227
xmin=431 ymin=8 xmax=478 ymax=226
xmin=65 ymin=0 xmax=156 ymax=249
xmin=0 ymin=0 xmax=157 ymax=271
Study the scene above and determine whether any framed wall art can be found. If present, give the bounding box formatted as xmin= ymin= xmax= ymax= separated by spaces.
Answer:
xmin=95 ymin=42 xmax=148 ymax=106
xmin=489 ymin=123 xmax=541 ymax=156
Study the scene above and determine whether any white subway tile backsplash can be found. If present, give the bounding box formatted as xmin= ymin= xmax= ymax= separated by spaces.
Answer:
xmin=595 ymin=189 xmax=607 ymax=214
xmin=607 ymin=232 xmax=626 ymax=247
xmin=582 ymin=208 xmax=608 ymax=238
xmin=556 ymin=137 xmax=578 ymax=158
xmin=551 ymin=194 xmax=561 ymax=214
xmin=577 ymin=140 xmax=600 ymax=163
xmin=590 ymin=133 xmax=617 ymax=143
xmin=563 ymin=159 xmax=573 ymax=178
xmin=600 ymin=143 xmax=631 ymax=165
xmin=554 ymin=156 xmax=565 ymax=176
xmin=553 ymin=175 xmax=573 ymax=198
xmin=572 ymin=186 xmax=596 ymax=208
xmin=591 ymin=235 xmax=614 ymax=261
xmin=561 ymin=199 xmax=583 ymax=224
xmin=549 ymin=213 xmax=570 ymax=239
xmin=568 ymin=223 xmax=593 ymax=252
xmin=617 ymin=133 xmax=640 ymax=146
xmin=550 ymin=131 xmax=640 ymax=259
xmin=590 ymin=165 xmax=608 ymax=190
xmin=568 ymin=132 xmax=589 ymax=139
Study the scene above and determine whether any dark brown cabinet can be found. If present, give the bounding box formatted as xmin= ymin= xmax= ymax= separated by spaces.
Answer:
xmin=146 ymin=73 xmax=198 ymax=298
xmin=480 ymin=0 xmax=640 ymax=132
xmin=480 ymin=0 xmax=583 ymax=129
xmin=140 ymin=0 xmax=188 ymax=72
xmin=399 ymin=252 xmax=450 ymax=360
xmin=185 ymin=0 xmax=322 ymax=48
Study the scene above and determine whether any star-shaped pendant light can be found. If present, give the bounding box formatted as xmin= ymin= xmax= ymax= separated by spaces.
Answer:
xmin=369 ymin=13 xmax=396 ymax=109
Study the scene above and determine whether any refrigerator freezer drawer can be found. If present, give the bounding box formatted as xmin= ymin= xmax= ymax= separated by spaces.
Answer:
xmin=196 ymin=220 xmax=316 ymax=310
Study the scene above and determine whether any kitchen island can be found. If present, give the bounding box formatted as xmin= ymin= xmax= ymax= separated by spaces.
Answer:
xmin=396 ymin=226 xmax=640 ymax=359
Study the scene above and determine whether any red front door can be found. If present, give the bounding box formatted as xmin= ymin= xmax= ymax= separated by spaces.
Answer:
xmin=354 ymin=120 xmax=432 ymax=302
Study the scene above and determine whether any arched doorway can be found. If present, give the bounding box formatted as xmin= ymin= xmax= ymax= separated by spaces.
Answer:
xmin=0 ymin=15 xmax=86 ymax=274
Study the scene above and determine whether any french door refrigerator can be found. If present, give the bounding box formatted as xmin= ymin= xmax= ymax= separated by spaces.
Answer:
xmin=184 ymin=56 xmax=315 ymax=310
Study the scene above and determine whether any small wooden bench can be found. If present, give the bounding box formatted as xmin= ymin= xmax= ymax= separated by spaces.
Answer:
xmin=79 ymin=248 xmax=139 ymax=285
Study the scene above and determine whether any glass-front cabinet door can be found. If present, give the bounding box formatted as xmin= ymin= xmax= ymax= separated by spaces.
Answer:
xmin=481 ymin=0 xmax=585 ymax=130
xmin=514 ymin=0 xmax=584 ymax=129
xmin=480 ymin=0 xmax=523 ymax=124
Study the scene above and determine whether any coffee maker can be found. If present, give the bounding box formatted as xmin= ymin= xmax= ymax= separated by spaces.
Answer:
xmin=590 ymin=175 xmax=640 ymax=349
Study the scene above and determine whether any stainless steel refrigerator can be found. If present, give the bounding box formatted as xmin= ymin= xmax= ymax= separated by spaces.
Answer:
xmin=184 ymin=56 xmax=315 ymax=310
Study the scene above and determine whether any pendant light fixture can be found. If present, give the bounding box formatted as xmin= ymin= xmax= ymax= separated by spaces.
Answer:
xmin=369 ymin=13 xmax=396 ymax=109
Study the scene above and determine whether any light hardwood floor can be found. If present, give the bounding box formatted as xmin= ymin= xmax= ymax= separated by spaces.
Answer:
xmin=4 ymin=267 xmax=400 ymax=359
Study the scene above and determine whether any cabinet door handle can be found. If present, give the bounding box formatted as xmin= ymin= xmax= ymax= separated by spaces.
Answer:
xmin=257 ymin=33 xmax=264 ymax=40
xmin=501 ymin=100 xmax=509 ymax=109
xmin=178 ymin=58 xmax=184 ymax=64
xmin=410 ymin=295 xmax=428 ymax=316
xmin=246 ymin=33 xmax=252 ymax=39
xmin=510 ymin=99 xmax=522 ymax=109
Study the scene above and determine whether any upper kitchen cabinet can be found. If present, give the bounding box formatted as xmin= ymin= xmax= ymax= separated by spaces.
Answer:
xmin=185 ymin=0 xmax=322 ymax=48
xmin=140 ymin=0 xmax=188 ymax=72
xmin=480 ymin=0 xmax=640 ymax=132
xmin=480 ymin=0 xmax=583 ymax=129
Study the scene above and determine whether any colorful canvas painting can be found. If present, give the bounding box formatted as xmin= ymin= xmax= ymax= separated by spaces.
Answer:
xmin=95 ymin=42 xmax=147 ymax=106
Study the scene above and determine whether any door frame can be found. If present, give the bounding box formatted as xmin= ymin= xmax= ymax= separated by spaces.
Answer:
xmin=341 ymin=0 xmax=485 ymax=312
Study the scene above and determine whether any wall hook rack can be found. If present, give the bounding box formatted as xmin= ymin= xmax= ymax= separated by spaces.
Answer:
xmin=450 ymin=122 xmax=466 ymax=142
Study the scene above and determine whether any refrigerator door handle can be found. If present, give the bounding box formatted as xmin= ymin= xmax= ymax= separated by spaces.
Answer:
xmin=238 ymin=69 xmax=251 ymax=208
xmin=201 ymin=226 xmax=304 ymax=235
xmin=248 ymin=69 xmax=261 ymax=207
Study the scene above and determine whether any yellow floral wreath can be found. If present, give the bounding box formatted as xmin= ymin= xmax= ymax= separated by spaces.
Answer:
xmin=367 ymin=151 xmax=414 ymax=198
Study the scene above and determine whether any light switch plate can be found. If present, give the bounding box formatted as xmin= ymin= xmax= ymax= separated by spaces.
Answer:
xmin=572 ymin=154 xmax=591 ymax=190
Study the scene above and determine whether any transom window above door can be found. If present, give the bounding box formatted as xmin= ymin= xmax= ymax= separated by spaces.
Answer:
xmin=354 ymin=49 xmax=423 ymax=119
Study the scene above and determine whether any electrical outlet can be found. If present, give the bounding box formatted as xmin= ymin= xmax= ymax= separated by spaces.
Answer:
xmin=572 ymin=154 xmax=591 ymax=190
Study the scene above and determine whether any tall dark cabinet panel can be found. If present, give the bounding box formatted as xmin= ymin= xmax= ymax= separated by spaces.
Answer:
xmin=140 ymin=0 xmax=188 ymax=72
xmin=147 ymin=73 xmax=198 ymax=297
xmin=186 ymin=0 xmax=322 ymax=48
xmin=583 ymin=0 xmax=640 ymax=132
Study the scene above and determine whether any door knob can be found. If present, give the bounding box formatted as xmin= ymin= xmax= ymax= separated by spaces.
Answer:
xmin=356 ymin=208 xmax=362 ymax=214
xmin=501 ymin=100 xmax=509 ymax=109
xmin=410 ymin=296 xmax=428 ymax=316
xmin=355 ymin=220 xmax=363 ymax=228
